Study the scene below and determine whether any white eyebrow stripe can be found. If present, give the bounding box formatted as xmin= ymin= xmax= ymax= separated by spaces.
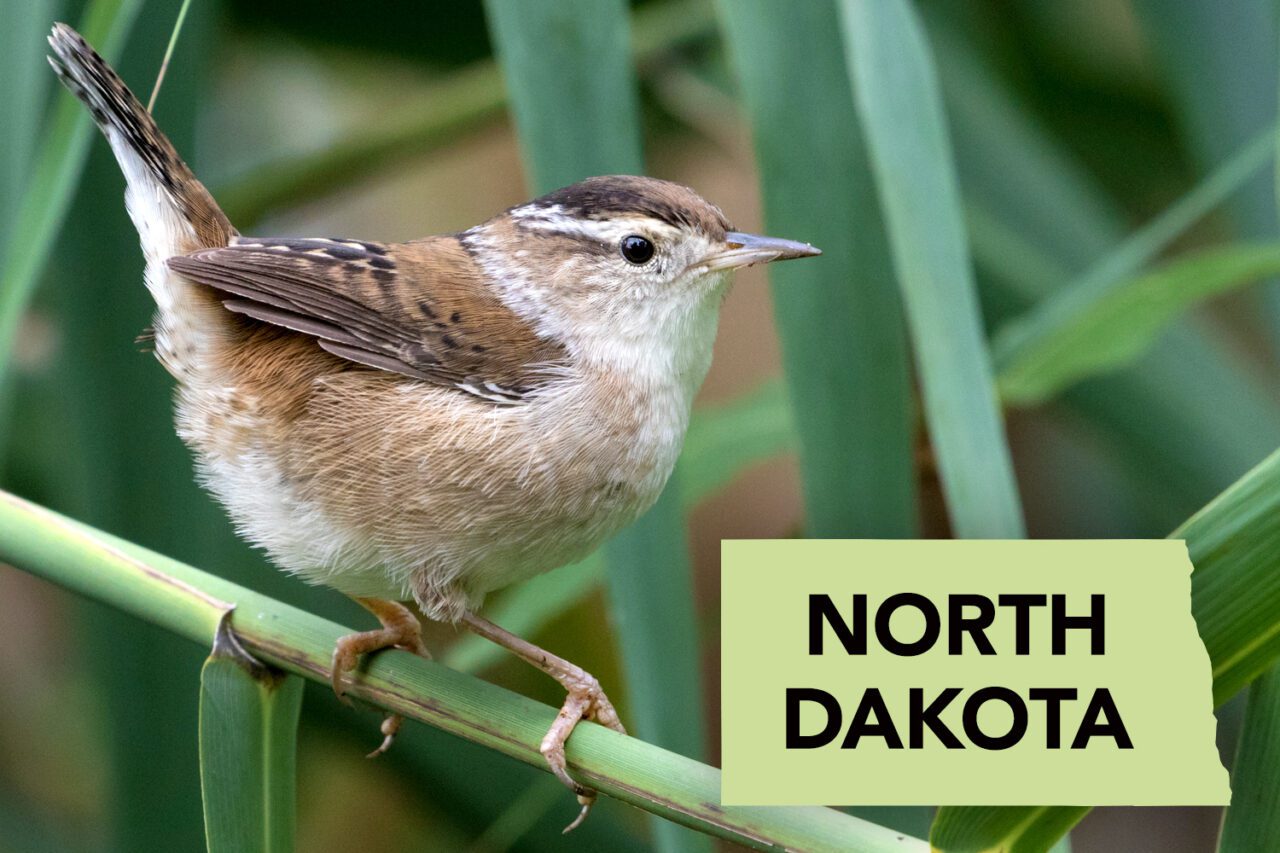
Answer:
xmin=514 ymin=211 xmax=680 ymax=244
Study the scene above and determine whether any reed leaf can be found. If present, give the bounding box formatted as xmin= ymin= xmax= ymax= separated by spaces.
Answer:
xmin=199 ymin=615 xmax=303 ymax=853
xmin=1130 ymin=0 xmax=1280 ymax=341
xmin=993 ymin=128 xmax=1276 ymax=403
xmin=716 ymin=0 xmax=917 ymax=539
xmin=931 ymin=12 xmax=1280 ymax=524
xmin=0 ymin=489 xmax=925 ymax=853
xmin=0 ymin=0 xmax=58 ymax=244
xmin=998 ymin=243 xmax=1280 ymax=406
xmin=1216 ymin=667 xmax=1280 ymax=852
xmin=840 ymin=0 xmax=1023 ymax=538
xmin=0 ymin=0 xmax=142 ymax=388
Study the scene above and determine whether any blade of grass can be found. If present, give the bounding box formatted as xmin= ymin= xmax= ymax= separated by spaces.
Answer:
xmin=929 ymin=806 xmax=1092 ymax=853
xmin=0 ymin=489 xmax=927 ymax=853
xmin=1216 ymin=667 xmax=1280 ymax=852
xmin=0 ymin=0 xmax=143 ymax=389
xmin=840 ymin=0 xmax=1024 ymax=538
xmin=998 ymin=242 xmax=1280 ymax=405
xmin=1214 ymin=34 xmax=1280 ymax=849
xmin=931 ymin=10 xmax=1280 ymax=525
xmin=1207 ymin=29 xmax=1280 ymax=848
xmin=1129 ymin=0 xmax=1280 ymax=346
xmin=934 ymin=443 xmax=1280 ymax=849
xmin=718 ymin=1 xmax=926 ymax=832
xmin=844 ymin=6 xmax=1022 ymax=839
xmin=716 ymin=0 xmax=918 ymax=539
xmin=0 ymin=0 xmax=59 ymax=243
xmin=199 ymin=615 xmax=304 ymax=853
xmin=924 ymin=14 xmax=1125 ymax=276
xmin=483 ymin=0 xmax=641 ymax=189
xmin=993 ymin=127 xmax=1275 ymax=399
xmin=145 ymin=0 xmax=194 ymax=113
xmin=466 ymin=777 xmax=566 ymax=853
xmin=483 ymin=3 xmax=706 ymax=851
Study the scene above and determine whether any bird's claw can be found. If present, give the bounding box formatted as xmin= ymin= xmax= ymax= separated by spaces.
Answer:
xmin=366 ymin=713 xmax=402 ymax=758
xmin=539 ymin=679 xmax=627 ymax=832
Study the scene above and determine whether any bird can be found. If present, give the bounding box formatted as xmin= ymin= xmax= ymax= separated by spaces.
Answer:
xmin=47 ymin=22 xmax=820 ymax=830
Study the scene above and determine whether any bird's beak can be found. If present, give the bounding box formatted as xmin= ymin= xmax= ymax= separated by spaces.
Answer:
xmin=696 ymin=231 xmax=822 ymax=273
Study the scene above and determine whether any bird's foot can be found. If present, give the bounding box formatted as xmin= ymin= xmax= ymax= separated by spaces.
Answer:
xmin=540 ymin=670 xmax=627 ymax=833
xmin=331 ymin=597 xmax=431 ymax=756
xmin=459 ymin=611 xmax=625 ymax=833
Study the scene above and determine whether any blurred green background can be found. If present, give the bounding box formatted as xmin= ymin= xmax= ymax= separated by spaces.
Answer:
xmin=3 ymin=0 xmax=1278 ymax=850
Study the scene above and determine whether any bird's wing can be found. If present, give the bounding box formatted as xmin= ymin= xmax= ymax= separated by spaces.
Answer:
xmin=167 ymin=235 xmax=565 ymax=402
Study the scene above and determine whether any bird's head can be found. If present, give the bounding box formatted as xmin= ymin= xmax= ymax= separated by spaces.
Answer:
xmin=463 ymin=175 xmax=819 ymax=385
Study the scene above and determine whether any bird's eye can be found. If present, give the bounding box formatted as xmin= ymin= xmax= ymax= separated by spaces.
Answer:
xmin=620 ymin=235 xmax=655 ymax=265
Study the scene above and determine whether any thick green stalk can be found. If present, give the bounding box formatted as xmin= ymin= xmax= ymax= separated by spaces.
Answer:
xmin=482 ymin=3 xmax=707 ymax=851
xmin=0 ymin=489 xmax=923 ymax=853
xmin=717 ymin=0 xmax=918 ymax=539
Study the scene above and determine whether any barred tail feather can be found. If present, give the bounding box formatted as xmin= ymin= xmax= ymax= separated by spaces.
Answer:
xmin=47 ymin=23 xmax=236 ymax=379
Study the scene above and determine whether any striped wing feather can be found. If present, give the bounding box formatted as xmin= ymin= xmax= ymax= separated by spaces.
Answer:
xmin=167 ymin=236 xmax=564 ymax=401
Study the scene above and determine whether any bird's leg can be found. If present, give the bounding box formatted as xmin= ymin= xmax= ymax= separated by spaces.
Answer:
xmin=460 ymin=611 xmax=626 ymax=833
xmin=332 ymin=596 xmax=432 ymax=757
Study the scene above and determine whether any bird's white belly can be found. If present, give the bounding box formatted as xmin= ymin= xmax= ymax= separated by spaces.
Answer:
xmin=184 ymin=370 xmax=689 ymax=621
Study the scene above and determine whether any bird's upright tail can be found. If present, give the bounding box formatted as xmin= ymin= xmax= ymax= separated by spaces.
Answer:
xmin=47 ymin=23 xmax=236 ymax=379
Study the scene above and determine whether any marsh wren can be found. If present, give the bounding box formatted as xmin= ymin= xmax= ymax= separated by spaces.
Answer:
xmin=49 ymin=23 xmax=819 ymax=829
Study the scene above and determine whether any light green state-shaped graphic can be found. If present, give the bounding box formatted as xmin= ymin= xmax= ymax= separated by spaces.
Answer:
xmin=721 ymin=539 xmax=1230 ymax=806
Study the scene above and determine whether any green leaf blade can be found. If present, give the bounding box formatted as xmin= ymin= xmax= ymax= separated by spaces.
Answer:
xmin=1217 ymin=668 xmax=1280 ymax=852
xmin=1130 ymin=0 xmax=1280 ymax=343
xmin=998 ymin=243 xmax=1280 ymax=406
xmin=0 ymin=0 xmax=143 ymax=386
xmin=929 ymin=805 xmax=1090 ymax=853
xmin=716 ymin=0 xmax=918 ymax=539
xmin=936 ymin=12 xmax=1280 ymax=524
xmin=484 ymin=0 xmax=642 ymax=189
xmin=840 ymin=0 xmax=1023 ymax=538
xmin=198 ymin=618 xmax=304 ymax=853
